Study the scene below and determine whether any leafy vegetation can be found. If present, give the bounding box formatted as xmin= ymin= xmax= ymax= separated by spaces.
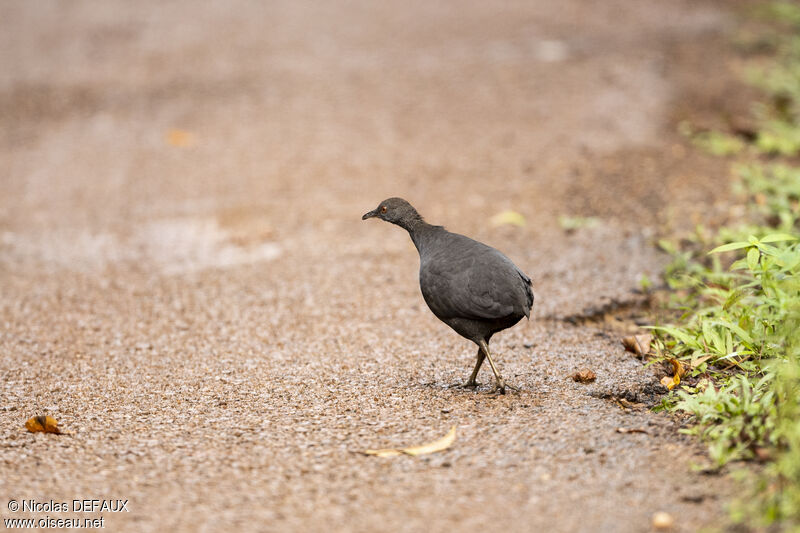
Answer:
xmin=652 ymin=2 xmax=800 ymax=529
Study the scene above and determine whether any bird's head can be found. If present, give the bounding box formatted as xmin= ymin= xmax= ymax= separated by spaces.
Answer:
xmin=362 ymin=197 xmax=422 ymax=227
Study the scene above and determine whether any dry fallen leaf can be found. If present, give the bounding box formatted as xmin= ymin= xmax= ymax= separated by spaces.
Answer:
xmin=660 ymin=376 xmax=678 ymax=390
xmin=572 ymin=369 xmax=596 ymax=383
xmin=25 ymin=415 xmax=62 ymax=434
xmin=364 ymin=426 xmax=456 ymax=458
xmin=660 ymin=358 xmax=685 ymax=390
xmin=166 ymin=128 xmax=195 ymax=147
xmin=669 ymin=358 xmax=686 ymax=378
xmin=489 ymin=210 xmax=526 ymax=228
xmin=616 ymin=398 xmax=644 ymax=410
xmin=613 ymin=398 xmax=630 ymax=409
xmin=689 ymin=354 xmax=713 ymax=369
xmin=616 ymin=427 xmax=649 ymax=435
xmin=754 ymin=447 xmax=772 ymax=462
xmin=652 ymin=511 xmax=674 ymax=530
xmin=621 ymin=334 xmax=652 ymax=358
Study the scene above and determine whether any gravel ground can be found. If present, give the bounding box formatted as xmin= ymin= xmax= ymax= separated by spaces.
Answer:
xmin=1 ymin=1 xmax=746 ymax=531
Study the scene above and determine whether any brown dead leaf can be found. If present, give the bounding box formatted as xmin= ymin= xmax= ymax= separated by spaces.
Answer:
xmin=689 ymin=354 xmax=713 ymax=369
xmin=609 ymin=396 xmax=645 ymax=410
xmin=621 ymin=334 xmax=652 ymax=358
xmin=364 ymin=426 xmax=456 ymax=458
xmin=660 ymin=376 xmax=678 ymax=390
xmin=166 ymin=128 xmax=194 ymax=147
xmin=754 ymin=447 xmax=772 ymax=462
xmin=24 ymin=415 xmax=62 ymax=434
xmin=572 ymin=369 xmax=596 ymax=383
xmin=616 ymin=427 xmax=649 ymax=435
xmin=660 ymin=358 xmax=685 ymax=390
xmin=669 ymin=358 xmax=686 ymax=378
xmin=617 ymin=398 xmax=644 ymax=410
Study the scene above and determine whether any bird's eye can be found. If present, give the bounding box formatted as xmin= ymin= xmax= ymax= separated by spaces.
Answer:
xmin=381 ymin=206 xmax=387 ymax=213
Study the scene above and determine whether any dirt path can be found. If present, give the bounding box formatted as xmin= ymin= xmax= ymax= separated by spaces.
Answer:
xmin=1 ymin=1 xmax=744 ymax=531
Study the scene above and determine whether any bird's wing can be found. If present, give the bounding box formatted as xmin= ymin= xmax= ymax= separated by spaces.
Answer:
xmin=420 ymin=245 xmax=525 ymax=321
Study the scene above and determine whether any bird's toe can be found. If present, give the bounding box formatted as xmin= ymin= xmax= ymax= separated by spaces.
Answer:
xmin=488 ymin=381 xmax=519 ymax=395
xmin=488 ymin=384 xmax=506 ymax=395
xmin=450 ymin=381 xmax=479 ymax=390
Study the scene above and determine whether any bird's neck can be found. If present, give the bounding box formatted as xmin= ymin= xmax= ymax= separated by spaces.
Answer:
xmin=405 ymin=219 xmax=439 ymax=253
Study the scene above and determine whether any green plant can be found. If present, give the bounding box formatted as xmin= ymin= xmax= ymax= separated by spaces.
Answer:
xmin=658 ymin=231 xmax=799 ymax=527
xmin=675 ymin=374 xmax=776 ymax=465
xmin=652 ymin=4 xmax=800 ymax=527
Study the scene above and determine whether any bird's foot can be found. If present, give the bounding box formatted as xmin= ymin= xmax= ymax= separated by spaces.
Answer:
xmin=489 ymin=380 xmax=519 ymax=395
xmin=449 ymin=380 xmax=479 ymax=390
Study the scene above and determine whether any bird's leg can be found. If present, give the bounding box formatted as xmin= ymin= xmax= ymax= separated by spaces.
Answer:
xmin=466 ymin=347 xmax=485 ymax=386
xmin=479 ymin=340 xmax=518 ymax=394
xmin=460 ymin=348 xmax=485 ymax=388
xmin=450 ymin=348 xmax=484 ymax=389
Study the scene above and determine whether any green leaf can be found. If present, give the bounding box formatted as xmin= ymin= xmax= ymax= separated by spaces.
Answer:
xmin=557 ymin=215 xmax=597 ymax=231
xmin=756 ymin=242 xmax=783 ymax=259
xmin=711 ymin=319 xmax=754 ymax=345
xmin=490 ymin=210 xmax=526 ymax=228
xmin=730 ymin=258 xmax=749 ymax=271
xmin=651 ymin=326 xmax=699 ymax=347
xmin=709 ymin=241 xmax=751 ymax=254
xmin=747 ymin=247 xmax=760 ymax=271
xmin=725 ymin=328 xmax=733 ymax=355
xmin=723 ymin=289 xmax=747 ymax=311
xmin=759 ymin=233 xmax=798 ymax=243
xmin=703 ymin=321 xmax=724 ymax=354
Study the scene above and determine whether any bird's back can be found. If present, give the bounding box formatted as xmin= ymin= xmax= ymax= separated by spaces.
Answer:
xmin=416 ymin=228 xmax=533 ymax=324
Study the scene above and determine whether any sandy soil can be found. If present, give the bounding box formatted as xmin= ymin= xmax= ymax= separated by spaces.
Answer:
xmin=1 ymin=1 xmax=749 ymax=531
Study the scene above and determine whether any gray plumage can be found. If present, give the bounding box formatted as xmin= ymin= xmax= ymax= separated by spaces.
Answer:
xmin=362 ymin=197 xmax=534 ymax=393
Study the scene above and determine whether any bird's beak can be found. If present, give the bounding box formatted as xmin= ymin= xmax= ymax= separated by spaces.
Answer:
xmin=362 ymin=209 xmax=378 ymax=220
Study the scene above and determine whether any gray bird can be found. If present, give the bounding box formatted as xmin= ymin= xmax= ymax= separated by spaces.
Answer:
xmin=363 ymin=197 xmax=534 ymax=394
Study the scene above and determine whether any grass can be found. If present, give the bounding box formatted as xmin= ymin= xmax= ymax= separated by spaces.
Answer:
xmin=651 ymin=2 xmax=800 ymax=529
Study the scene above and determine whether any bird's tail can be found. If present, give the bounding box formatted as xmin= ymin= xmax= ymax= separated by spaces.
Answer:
xmin=517 ymin=270 xmax=534 ymax=319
